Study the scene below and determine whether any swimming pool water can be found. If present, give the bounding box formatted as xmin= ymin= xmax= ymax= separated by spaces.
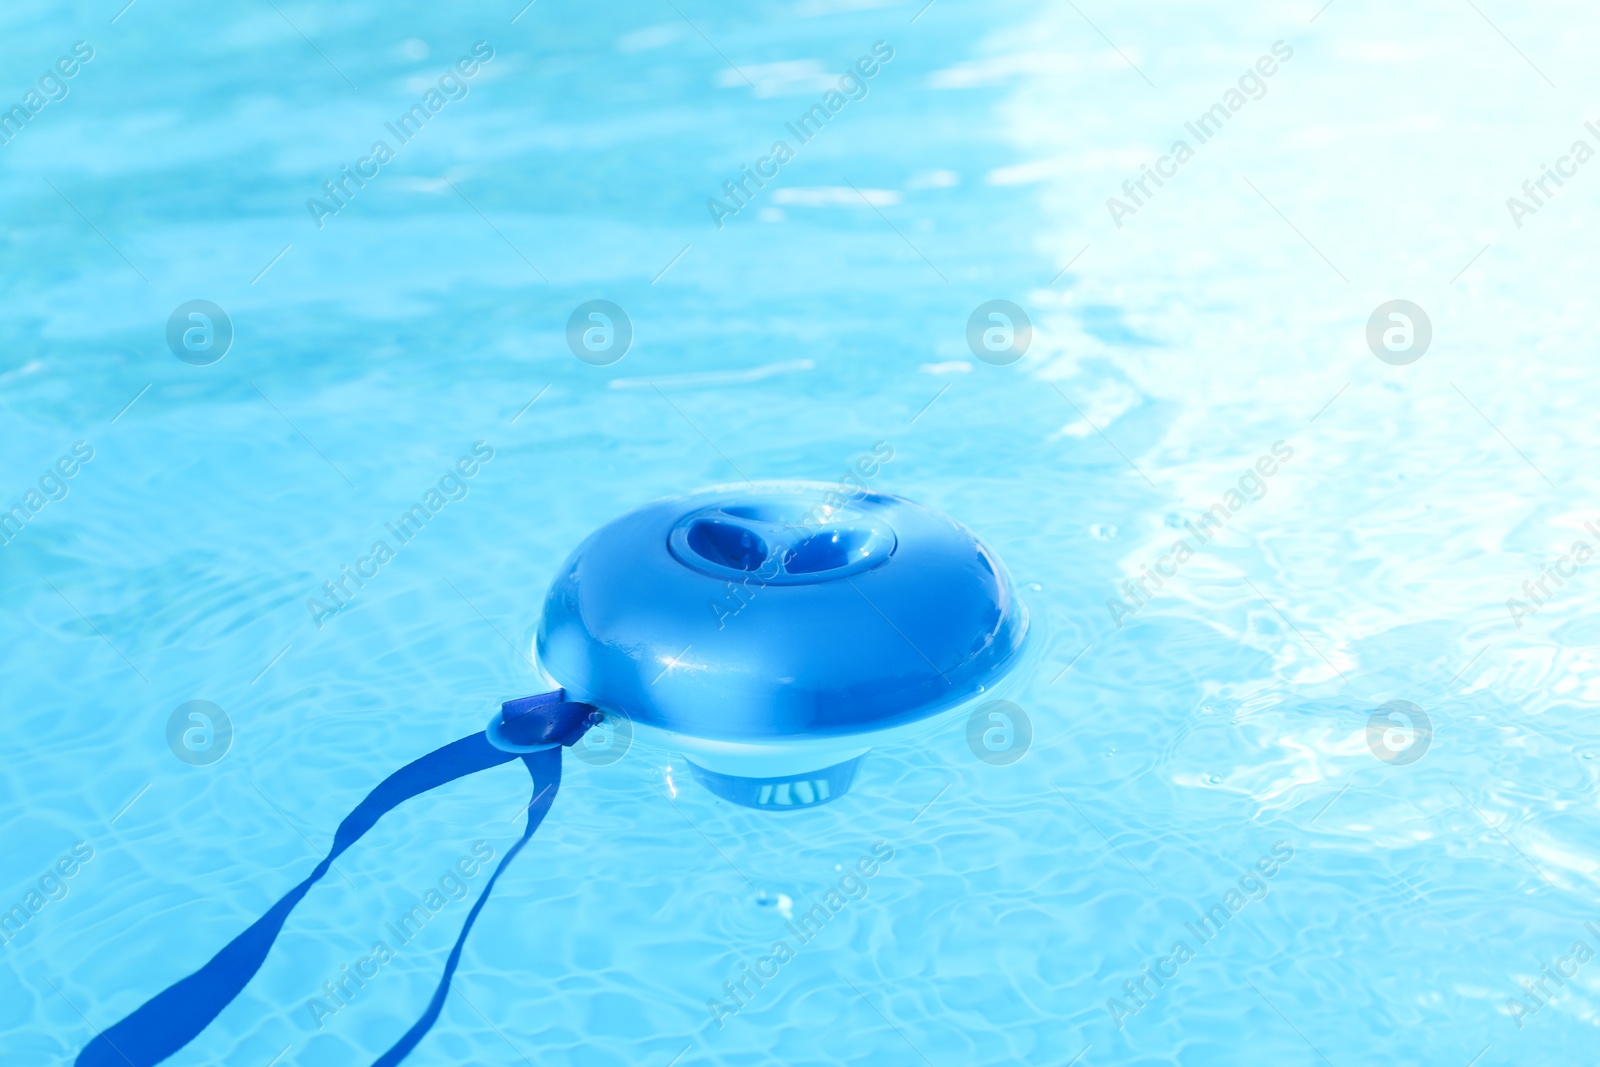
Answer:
xmin=4 ymin=1 xmax=1600 ymax=1064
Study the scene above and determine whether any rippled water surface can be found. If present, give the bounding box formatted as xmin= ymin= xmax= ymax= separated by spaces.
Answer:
xmin=4 ymin=1 xmax=1600 ymax=1064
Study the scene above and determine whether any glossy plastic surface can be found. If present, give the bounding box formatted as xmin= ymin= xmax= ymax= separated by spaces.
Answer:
xmin=536 ymin=482 xmax=1028 ymax=743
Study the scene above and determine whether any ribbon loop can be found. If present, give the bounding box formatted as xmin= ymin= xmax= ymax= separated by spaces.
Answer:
xmin=76 ymin=692 xmax=593 ymax=1067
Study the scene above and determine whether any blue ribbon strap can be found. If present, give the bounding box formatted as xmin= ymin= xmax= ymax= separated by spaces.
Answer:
xmin=76 ymin=693 xmax=596 ymax=1067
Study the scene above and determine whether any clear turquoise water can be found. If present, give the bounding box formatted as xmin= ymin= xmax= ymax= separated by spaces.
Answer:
xmin=5 ymin=1 xmax=1600 ymax=1064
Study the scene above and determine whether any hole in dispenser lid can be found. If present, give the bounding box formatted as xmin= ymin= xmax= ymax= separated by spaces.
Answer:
xmin=684 ymin=519 xmax=769 ymax=572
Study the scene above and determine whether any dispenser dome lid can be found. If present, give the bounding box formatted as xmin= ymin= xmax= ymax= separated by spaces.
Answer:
xmin=535 ymin=482 xmax=1028 ymax=743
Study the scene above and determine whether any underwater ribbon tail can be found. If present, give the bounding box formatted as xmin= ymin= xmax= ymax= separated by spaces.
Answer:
xmin=370 ymin=746 xmax=562 ymax=1067
xmin=74 ymin=731 xmax=522 ymax=1067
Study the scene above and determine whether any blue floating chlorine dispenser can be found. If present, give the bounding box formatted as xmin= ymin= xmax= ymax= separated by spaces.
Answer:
xmin=532 ymin=481 xmax=1031 ymax=809
xmin=79 ymin=481 xmax=1030 ymax=1067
